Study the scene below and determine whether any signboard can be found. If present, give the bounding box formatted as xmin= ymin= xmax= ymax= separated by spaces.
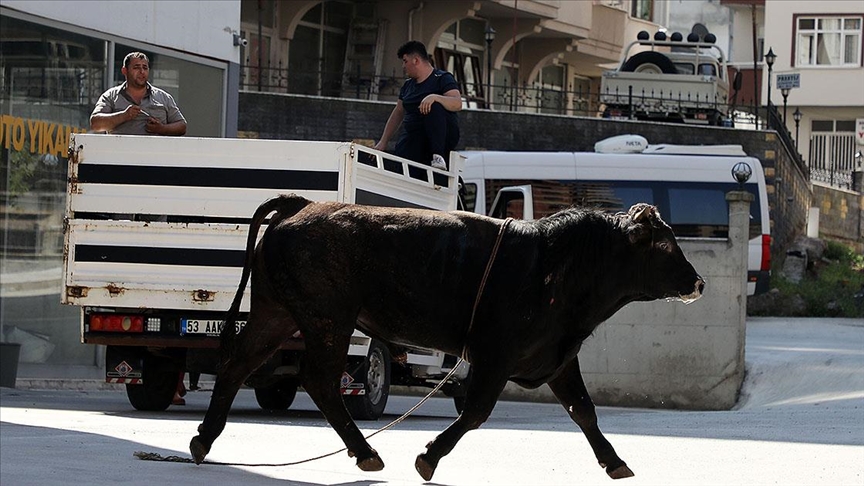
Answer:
xmin=856 ymin=118 xmax=864 ymax=146
xmin=776 ymin=72 xmax=800 ymax=90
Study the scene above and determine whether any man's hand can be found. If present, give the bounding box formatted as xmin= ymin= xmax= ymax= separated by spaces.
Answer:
xmin=123 ymin=104 xmax=143 ymax=121
xmin=419 ymin=94 xmax=439 ymax=115
xmin=372 ymin=141 xmax=386 ymax=151
xmin=145 ymin=117 xmax=163 ymax=134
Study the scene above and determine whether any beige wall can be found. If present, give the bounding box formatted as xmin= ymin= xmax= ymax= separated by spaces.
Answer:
xmin=763 ymin=1 xmax=864 ymax=108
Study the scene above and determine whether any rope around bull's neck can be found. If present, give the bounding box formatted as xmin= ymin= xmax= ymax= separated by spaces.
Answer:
xmin=135 ymin=217 xmax=514 ymax=467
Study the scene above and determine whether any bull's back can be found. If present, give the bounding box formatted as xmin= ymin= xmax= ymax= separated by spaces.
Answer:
xmin=260 ymin=204 xmax=501 ymax=352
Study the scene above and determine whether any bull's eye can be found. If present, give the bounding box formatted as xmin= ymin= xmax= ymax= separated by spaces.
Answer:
xmin=657 ymin=241 xmax=671 ymax=252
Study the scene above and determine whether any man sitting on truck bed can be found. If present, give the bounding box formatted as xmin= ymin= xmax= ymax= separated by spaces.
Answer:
xmin=373 ymin=41 xmax=461 ymax=170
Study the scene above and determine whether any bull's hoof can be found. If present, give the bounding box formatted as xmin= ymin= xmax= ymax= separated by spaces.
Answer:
xmin=415 ymin=453 xmax=437 ymax=481
xmin=607 ymin=463 xmax=635 ymax=479
xmin=189 ymin=436 xmax=210 ymax=465
xmin=356 ymin=455 xmax=385 ymax=472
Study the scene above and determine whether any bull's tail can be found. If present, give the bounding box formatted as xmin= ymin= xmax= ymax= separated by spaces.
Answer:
xmin=219 ymin=194 xmax=312 ymax=351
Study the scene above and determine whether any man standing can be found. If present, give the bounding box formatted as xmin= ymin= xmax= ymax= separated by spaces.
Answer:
xmin=90 ymin=52 xmax=187 ymax=136
xmin=374 ymin=41 xmax=461 ymax=169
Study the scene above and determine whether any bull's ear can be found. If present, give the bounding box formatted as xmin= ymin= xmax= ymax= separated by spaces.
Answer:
xmin=629 ymin=203 xmax=658 ymax=225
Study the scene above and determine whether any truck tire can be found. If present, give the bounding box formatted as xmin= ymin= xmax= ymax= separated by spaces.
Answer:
xmin=254 ymin=379 xmax=298 ymax=410
xmin=344 ymin=339 xmax=390 ymax=420
xmin=621 ymin=52 xmax=677 ymax=74
xmin=125 ymin=356 xmax=179 ymax=411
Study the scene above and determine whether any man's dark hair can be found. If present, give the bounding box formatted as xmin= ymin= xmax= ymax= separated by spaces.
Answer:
xmin=123 ymin=52 xmax=149 ymax=69
xmin=397 ymin=41 xmax=430 ymax=61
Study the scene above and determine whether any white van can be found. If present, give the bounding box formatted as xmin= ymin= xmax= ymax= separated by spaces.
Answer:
xmin=457 ymin=143 xmax=771 ymax=295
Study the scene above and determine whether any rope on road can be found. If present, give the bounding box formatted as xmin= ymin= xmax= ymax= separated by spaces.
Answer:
xmin=133 ymin=359 xmax=462 ymax=467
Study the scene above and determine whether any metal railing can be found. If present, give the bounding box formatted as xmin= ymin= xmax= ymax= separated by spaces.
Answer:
xmin=766 ymin=103 xmax=808 ymax=177
xmin=809 ymin=132 xmax=860 ymax=189
xmin=239 ymin=66 xmax=769 ymax=122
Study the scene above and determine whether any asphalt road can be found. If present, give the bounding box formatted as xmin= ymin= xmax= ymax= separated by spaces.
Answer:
xmin=1 ymin=317 xmax=863 ymax=485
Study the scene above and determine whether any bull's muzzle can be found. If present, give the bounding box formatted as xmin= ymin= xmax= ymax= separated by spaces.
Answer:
xmin=679 ymin=277 xmax=705 ymax=304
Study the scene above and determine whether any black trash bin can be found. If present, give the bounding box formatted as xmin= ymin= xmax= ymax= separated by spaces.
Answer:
xmin=0 ymin=342 xmax=21 ymax=388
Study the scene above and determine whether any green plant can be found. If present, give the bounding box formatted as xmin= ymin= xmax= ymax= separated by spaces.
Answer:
xmin=753 ymin=240 xmax=864 ymax=317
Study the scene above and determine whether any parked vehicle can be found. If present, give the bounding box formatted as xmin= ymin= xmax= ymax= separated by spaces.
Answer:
xmin=62 ymin=134 xmax=469 ymax=417
xmin=600 ymin=31 xmax=733 ymax=126
xmin=458 ymin=135 xmax=771 ymax=295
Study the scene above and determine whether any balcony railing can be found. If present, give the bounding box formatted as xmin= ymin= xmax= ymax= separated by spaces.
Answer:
xmin=240 ymin=66 xmax=771 ymax=122
xmin=809 ymin=132 xmax=860 ymax=190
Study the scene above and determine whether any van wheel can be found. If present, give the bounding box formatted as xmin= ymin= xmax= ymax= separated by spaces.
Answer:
xmin=344 ymin=340 xmax=390 ymax=420
xmin=621 ymin=52 xmax=677 ymax=74
xmin=255 ymin=379 xmax=298 ymax=410
xmin=125 ymin=356 xmax=178 ymax=411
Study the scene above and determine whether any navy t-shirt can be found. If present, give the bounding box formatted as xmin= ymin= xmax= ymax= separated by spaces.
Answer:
xmin=399 ymin=69 xmax=459 ymax=133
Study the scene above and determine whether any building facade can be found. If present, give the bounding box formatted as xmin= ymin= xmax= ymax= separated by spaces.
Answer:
xmin=0 ymin=1 xmax=241 ymax=366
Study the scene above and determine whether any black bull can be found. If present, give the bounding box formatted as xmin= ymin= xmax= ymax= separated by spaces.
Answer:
xmin=191 ymin=194 xmax=705 ymax=480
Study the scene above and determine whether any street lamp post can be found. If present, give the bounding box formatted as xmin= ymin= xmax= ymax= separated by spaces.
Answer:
xmin=485 ymin=25 xmax=495 ymax=109
xmin=793 ymin=108 xmax=802 ymax=149
xmin=765 ymin=47 xmax=776 ymax=126
xmin=781 ymin=87 xmax=790 ymax=121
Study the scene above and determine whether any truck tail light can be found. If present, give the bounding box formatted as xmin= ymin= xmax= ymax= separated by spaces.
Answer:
xmin=89 ymin=314 xmax=144 ymax=333
xmin=760 ymin=234 xmax=771 ymax=272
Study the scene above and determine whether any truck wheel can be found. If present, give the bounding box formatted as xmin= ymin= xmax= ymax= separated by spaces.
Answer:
xmin=621 ymin=52 xmax=677 ymax=74
xmin=125 ymin=357 xmax=179 ymax=411
xmin=344 ymin=339 xmax=390 ymax=420
xmin=254 ymin=379 xmax=298 ymax=410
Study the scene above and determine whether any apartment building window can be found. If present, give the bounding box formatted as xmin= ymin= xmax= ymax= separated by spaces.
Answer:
xmin=436 ymin=18 xmax=487 ymax=108
xmin=795 ymin=16 xmax=863 ymax=67
xmin=631 ymin=0 xmax=653 ymax=21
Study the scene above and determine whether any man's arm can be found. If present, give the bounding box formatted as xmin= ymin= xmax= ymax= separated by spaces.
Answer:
xmin=90 ymin=104 xmax=142 ymax=132
xmin=373 ymin=100 xmax=405 ymax=151
xmin=419 ymin=89 xmax=462 ymax=114
xmin=146 ymin=119 xmax=187 ymax=136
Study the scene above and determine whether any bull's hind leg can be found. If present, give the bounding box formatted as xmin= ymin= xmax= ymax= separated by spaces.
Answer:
xmin=548 ymin=356 xmax=634 ymax=479
xmin=301 ymin=329 xmax=384 ymax=472
xmin=190 ymin=306 xmax=295 ymax=464
xmin=414 ymin=364 xmax=510 ymax=481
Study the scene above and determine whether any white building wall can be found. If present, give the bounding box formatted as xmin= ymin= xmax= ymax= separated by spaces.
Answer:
xmin=763 ymin=0 xmax=864 ymax=108
xmin=2 ymin=0 xmax=241 ymax=63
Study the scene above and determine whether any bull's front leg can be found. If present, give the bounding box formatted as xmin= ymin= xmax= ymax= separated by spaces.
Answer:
xmin=547 ymin=356 xmax=634 ymax=479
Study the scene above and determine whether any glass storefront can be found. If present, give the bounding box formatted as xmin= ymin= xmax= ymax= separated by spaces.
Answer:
xmin=0 ymin=10 xmax=228 ymax=366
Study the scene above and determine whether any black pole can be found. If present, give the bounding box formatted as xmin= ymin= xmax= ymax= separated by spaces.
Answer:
xmin=486 ymin=40 xmax=492 ymax=108
xmin=257 ymin=0 xmax=263 ymax=92
xmin=795 ymin=119 xmax=800 ymax=149
xmin=766 ymin=63 xmax=772 ymax=126
xmin=782 ymin=89 xmax=789 ymax=122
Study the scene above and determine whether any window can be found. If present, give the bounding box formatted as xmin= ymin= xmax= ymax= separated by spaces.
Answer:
xmin=436 ymin=18 xmax=487 ymax=108
xmin=796 ymin=15 xmax=863 ymax=66
xmin=631 ymin=0 xmax=653 ymax=22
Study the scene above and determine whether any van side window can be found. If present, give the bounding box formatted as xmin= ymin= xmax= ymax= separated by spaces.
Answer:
xmin=667 ymin=187 xmax=729 ymax=238
xmin=460 ymin=182 xmax=477 ymax=212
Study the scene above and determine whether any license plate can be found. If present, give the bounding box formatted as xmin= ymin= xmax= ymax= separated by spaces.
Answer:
xmin=181 ymin=319 xmax=246 ymax=336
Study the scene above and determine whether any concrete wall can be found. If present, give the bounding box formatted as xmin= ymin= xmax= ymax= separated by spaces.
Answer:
xmin=812 ymin=182 xmax=864 ymax=253
xmin=238 ymin=91 xmax=812 ymax=259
